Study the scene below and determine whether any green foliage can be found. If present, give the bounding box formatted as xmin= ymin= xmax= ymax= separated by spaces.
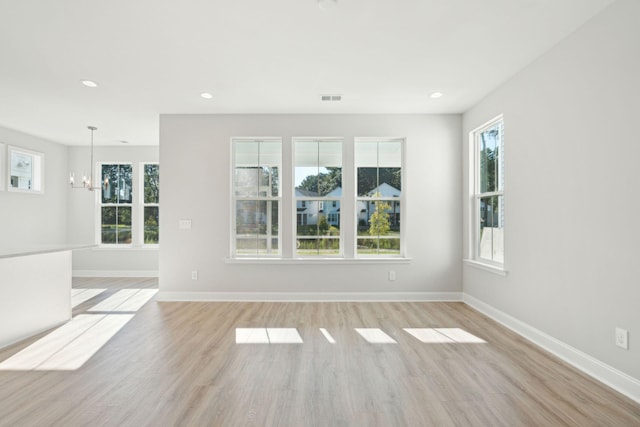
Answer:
xmin=318 ymin=215 xmax=329 ymax=235
xmin=297 ymin=167 xmax=341 ymax=195
xmin=144 ymin=164 xmax=160 ymax=203
xmin=480 ymin=128 xmax=499 ymax=193
xmin=368 ymin=201 xmax=391 ymax=236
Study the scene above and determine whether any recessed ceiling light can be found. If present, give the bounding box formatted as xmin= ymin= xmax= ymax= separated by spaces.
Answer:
xmin=82 ymin=80 xmax=98 ymax=88
xmin=430 ymin=92 xmax=443 ymax=99
xmin=201 ymin=92 xmax=213 ymax=99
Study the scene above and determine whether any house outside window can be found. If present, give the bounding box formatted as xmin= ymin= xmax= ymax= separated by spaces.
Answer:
xmin=294 ymin=138 xmax=342 ymax=257
xmin=472 ymin=115 xmax=504 ymax=265
xmin=232 ymin=138 xmax=281 ymax=257
xmin=100 ymin=163 xmax=133 ymax=245
xmin=355 ymin=139 xmax=403 ymax=256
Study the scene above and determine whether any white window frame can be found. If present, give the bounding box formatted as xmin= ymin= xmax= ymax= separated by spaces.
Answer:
xmin=231 ymin=138 xmax=282 ymax=258
xmin=140 ymin=162 xmax=159 ymax=246
xmin=293 ymin=138 xmax=344 ymax=258
xmin=471 ymin=115 xmax=504 ymax=268
xmin=354 ymin=138 xmax=405 ymax=258
xmin=7 ymin=145 xmax=44 ymax=194
xmin=97 ymin=162 xmax=134 ymax=247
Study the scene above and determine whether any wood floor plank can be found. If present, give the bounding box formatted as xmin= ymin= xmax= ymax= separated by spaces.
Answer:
xmin=0 ymin=278 xmax=638 ymax=426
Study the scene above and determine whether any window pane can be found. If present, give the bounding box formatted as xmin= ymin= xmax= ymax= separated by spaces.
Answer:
xmin=101 ymin=206 xmax=131 ymax=244
xmin=358 ymin=167 xmax=401 ymax=197
xmin=478 ymin=195 xmax=504 ymax=262
xmin=355 ymin=142 xmax=378 ymax=167
xmin=102 ymin=164 xmax=132 ymax=204
xmin=378 ymin=141 xmax=402 ymax=167
xmin=356 ymin=140 xmax=402 ymax=197
xmin=235 ymin=200 xmax=279 ymax=255
xmin=144 ymin=206 xmax=159 ymax=244
xmin=235 ymin=167 xmax=259 ymax=197
xmin=117 ymin=207 xmax=132 ymax=244
xmin=296 ymin=202 xmax=340 ymax=236
xmin=479 ymin=123 xmax=503 ymax=193
xmin=295 ymin=199 xmax=340 ymax=256
xmin=356 ymin=200 xmax=401 ymax=255
xmin=295 ymin=140 xmax=342 ymax=197
xmin=101 ymin=207 xmax=117 ymax=244
xmin=144 ymin=164 xmax=160 ymax=204
xmin=235 ymin=141 xmax=281 ymax=197
xmin=10 ymin=151 xmax=33 ymax=190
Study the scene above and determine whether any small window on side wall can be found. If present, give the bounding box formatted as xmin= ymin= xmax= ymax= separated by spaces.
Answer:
xmin=472 ymin=115 xmax=504 ymax=266
xmin=7 ymin=146 xmax=44 ymax=194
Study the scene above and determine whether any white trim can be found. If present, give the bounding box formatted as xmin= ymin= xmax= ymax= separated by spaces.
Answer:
xmin=156 ymin=291 xmax=461 ymax=302
xmin=463 ymin=293 xmax=640 ymax=404
xmin=463 ymin=259 xmax=508 ymax=276
xmin=73 ymin=270 xmax=158 ymax=278
xmin=225 ymin=257 xmax=412 ymax=265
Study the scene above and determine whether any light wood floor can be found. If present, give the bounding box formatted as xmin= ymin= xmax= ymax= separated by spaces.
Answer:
xmin=0 ymin=278 xmax=638 ymax=426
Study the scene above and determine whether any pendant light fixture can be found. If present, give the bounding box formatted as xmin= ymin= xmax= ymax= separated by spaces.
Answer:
xmin=69 ymin=126 xmax=108 ymax=191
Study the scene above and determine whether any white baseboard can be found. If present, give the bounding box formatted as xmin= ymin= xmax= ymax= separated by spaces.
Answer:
xmin=463 ymin=293 xmax=640 ymax=404
xmin=156 ymin=291 xmax=463 ymax=302
xmin=73 ymin=270 xmax=159 ymax=278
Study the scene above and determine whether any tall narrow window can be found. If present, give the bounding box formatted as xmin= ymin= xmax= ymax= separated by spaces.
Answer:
xmin=473 ymin=116 xmax=504 ymax=265
xmin=233 ymin=139 xmax=281 ymax=257
xmin=294 ymin=139 xmax=342 ymax=256
xmin=100 ymin=164 xmax=133 ymax=245
xmin=142 ymin=163 xmax=159 ymax=245
xmin=355 ymin=139 xmax=403 ymax=256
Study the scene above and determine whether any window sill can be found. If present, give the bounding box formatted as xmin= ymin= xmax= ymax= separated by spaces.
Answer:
xmin=225 ymin=257 xmax=412 ymax=265
xmin=463 ymin=259 xmax=508 ymax=276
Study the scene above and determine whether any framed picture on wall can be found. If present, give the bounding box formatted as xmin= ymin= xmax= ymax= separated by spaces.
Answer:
xmin=7 ymin=145 xmax=44 ymax=194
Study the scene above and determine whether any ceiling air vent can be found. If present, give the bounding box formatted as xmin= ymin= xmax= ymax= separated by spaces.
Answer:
xmin=321 ymin=94 xmax=342 ymax=102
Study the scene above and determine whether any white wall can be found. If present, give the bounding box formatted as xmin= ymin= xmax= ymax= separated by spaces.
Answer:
xmin=159 ymin=114 xmax=461 ymax=296
xmin=67 ymin=145 xmax=159 ymax=274
xmin=0 ymin=126 xmax=68 ymax=246
xmin=463 ymin=0 xmax=640 ymax=382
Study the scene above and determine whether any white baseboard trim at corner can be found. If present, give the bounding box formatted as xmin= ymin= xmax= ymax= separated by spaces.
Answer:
xmin=73 ymin=270 xmax=159 ymax=278
xmin=156 ymin=291 xmax=463 ymax=302
xmin=463 ymin=293 xmax=640 ymax=404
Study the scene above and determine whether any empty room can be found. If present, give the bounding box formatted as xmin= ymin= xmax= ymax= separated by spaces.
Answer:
xmin=0 ymin=0 xmax=639 ymax=425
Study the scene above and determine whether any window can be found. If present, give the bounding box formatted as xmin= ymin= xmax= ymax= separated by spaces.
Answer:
xmin=294 ymin=138 xmax=342 ymax=256
xmin=142 ymin=164 xmax=159 ymax=245
xmin=7 ymin=146 xmax=43 ymax=194
xmin=472 ymin=116 xmax=504 ymax=265
xmin=100 ymin=164 xmax=133 ymax=245
xmin=355 ymin=139 xmax=403 ymax=256
xmin=232 ymin=139 xmax=281 ymax=257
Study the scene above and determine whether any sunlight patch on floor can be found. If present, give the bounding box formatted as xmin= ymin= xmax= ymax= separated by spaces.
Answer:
xmin=236 ymin=328 xmax=304 ymax=344
xmin=0 ymin=314 xmax=133 ymax=370
xmin=71 ymin=288 xmax=107 ymax=308
xmin=434 ymin=328 xmax=487 ymax=343
xmin=319 ymin=328 xmax=336 ymax=343
xmin=355 ymin=328 xmax=397 ymax=344
xmin=0 ymin=288 xmax=157 ymax=371
xmin=87 ymin=289 xmax=158 ymax=312
xmin=404 ymin=328 xmax=486 ymax=343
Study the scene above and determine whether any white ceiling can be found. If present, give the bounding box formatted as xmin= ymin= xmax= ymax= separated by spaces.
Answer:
xmin=0 ymin=0 xmax=613 ymax=146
